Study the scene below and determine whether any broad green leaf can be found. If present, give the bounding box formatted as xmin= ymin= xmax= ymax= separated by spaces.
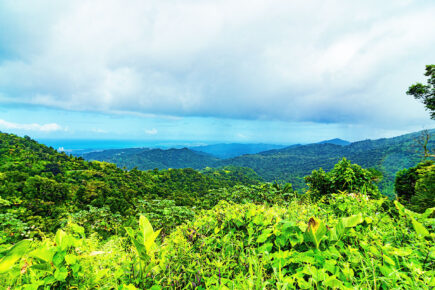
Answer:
xmin=43 ymin=275 xmax=56 ymax=284
xmin=304 ymin=217 xmax=327 ymax=249
xmin=421 ymin=207 xmax=435 ymax=219
xmin=55 ymin=229 xmax=71 ymax=250
xmin=54 ymin=266 xmax=69 ymax=281
xmin=31 ymin=262 xmax=52 ymax=273
xmin=0 ymin=255 xmax=20 ymax=273
xmin=341 ymin=213 xmax=364 ymax=228
xmin=52 ymin=251 xmax=66 ymax=267
xmin=29 ymin=244 xmax=55 ymax=262
xmin=55 ymin=229 xmax=66 ymax=246
xmin=256 ymin=229 xmax=272 ymax=243
xmin=65 ymin=254 xmax=77 ymax=265
xmin=394 ymin=200 xmax=406 ymax=216
xmin=120 ymin=284 xmax=139 ymax=290
xmin=389 ymin=247 xmax=412 ymax=256
xmin=94 ymin=268 xmax=110 ymax=283
xmin=411 ymin=217 xmax=429 ymax=237
xmin=71 ymin=263 xmax=80 ymax=275
xmin=0 ymin=239 xmax=31 ymax=273
xmin=383 ymin=254 xmax=395 ymax=266
xmin=6 ymin=239 xmax=32 ymax=256
xmin=139 ymin=215 xmax=154 ymax=244
xmin=125 ymin=227 xmax=148 ymax=258
xmin=70 ymin=223 xmax=85 ymax=237
xmin=323 ymin=275 xmax=345 ymax=289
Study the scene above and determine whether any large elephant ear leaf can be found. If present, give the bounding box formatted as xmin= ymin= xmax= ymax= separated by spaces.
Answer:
xmin=394 ymin=201 xmax=431 ymax=237
xmin=304 ymin=217 xmax=327 ymax=249
xmin=139 ymin=215 xmax=154 ymax=243
xmin=341 ymin=213 xmax=364 ymax=228
xmin=0 ymin=239 xmax=32 ymax=273
xmin=411 ymin=218 xmax=430 ymax=237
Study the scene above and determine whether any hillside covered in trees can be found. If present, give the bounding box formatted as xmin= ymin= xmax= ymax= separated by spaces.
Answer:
xmin=81 ymin=129 xmax=434 ymax=196
xmin=0 ymin=132 xmax=433 ymax=289
xmin=81 ymin=147 xmax=221 ymax=171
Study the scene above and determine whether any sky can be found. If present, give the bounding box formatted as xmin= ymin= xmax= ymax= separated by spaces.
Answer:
xmin=0 ymin=0 xmax=434 ymax=146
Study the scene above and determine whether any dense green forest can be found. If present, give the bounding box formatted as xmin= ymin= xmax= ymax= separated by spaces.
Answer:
xmin=82 ymin=147 xmax=221 ymax=171
xmin=82 ymin=129 xmax=434 ymax=197
xmin=0 ymin=132 xmax=434 ymax=289
xmin=220 ymin=130 xmax=435 ymax=195
xmin=190 ymin=143 xmax=287 ymax=159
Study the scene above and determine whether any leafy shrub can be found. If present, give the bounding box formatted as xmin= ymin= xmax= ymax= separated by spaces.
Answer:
xmin=395 ymin=160 xmax=435 ymax=212
xmin=305 ymin=158 xmax=381 ymax=198
xmin=69 ymin=205 xmax=123 ymax=238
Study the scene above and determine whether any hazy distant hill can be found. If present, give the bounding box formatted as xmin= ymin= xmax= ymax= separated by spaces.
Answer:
xmin=317 ymin=138 xmax=351 ymax=146
xmin=82 ymin=147 xmax=220 ymax=170
xmin=190 ymin=143 xmax=287 ymax=158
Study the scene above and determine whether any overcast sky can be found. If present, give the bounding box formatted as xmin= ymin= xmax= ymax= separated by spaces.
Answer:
xmin=0 ymin=0 xmax=434 ymax=145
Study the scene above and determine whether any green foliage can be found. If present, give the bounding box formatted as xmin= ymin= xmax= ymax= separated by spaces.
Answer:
xmin=0 ymin=132 xmax=259 ymax=236
xmin=305 ymin=158 xmax=381 ymax=198
xmin=83 ymin=147 xmax=220 ymax=170
xmin=137 ymin=199 xmax=195 ymax=236
xmin=69 ymin=205 xmax=123 ymax=239
xmin=155 ymin=197 xmax=434 ymax=288
xmin=395 ymin=160 xmax=435 ymax=212
xmin=1 ymin=195 xmax=434 ymax=289
xmin=80 ymin=130 xmax=435 ymax=196
xmin=1 ymin=131 xmax=435 ymax=289
xmin=407 ymin=64 xmax=435 ymax=119
xmin=124 ymin=215 xmax=161 ymax=288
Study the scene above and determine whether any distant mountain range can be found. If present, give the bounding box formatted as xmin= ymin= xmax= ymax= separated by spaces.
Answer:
xmin=219 ymin=130 xmax=434 ymax=194
xmin=317 ymin=138 xmax=351 ymax=146
xmin=190 ymin=143 xmax=287 ymax=158
xmin=82 ymin=147 xmax=220 ymax=170
xmin=81 ymin=130 xmax=434 ymax=195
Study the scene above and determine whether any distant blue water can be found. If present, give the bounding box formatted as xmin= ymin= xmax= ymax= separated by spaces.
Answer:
xmin=36 ymin=139 xmax=211 ymax=153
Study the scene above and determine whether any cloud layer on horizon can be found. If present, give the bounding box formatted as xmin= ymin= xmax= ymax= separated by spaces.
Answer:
xmin=0 ymin=119 xmax=63 ymax=132
xmin=0 ymin=0 xmax=434 ymax=129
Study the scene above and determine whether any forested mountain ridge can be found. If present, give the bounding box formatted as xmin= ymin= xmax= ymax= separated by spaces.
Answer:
xmin=317 ymin=138 xmax=351 ymax=145
xmin=80 ymin=129 xmax=434 ymax=195
xmin=190 ymin=143 xmax=287 ymax=158
xmin=222 ymin=129 xmax=435 ymax=193
xmin=82 ymin=147 xmax=220 ymax=170
xmin=0 ymin=132 xmax=260 ymax=238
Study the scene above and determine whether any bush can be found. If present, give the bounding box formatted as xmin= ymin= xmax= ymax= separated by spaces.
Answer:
xmin=395 ymin=160 xmax=435 ymax=212
xmin=305 ymin=158 xmax=381 ymax=198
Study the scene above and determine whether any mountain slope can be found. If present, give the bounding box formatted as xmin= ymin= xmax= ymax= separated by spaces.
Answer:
xmin=82 ymin=147 xmax=220 ymax=170
xmin=190 ymin=143 xmax=287 ymax=158
xmin=79 ymin=129 xmax=434 ymax=196
xmin=220 ymin=129 xmax=435 ymax=194
xmin=317 ymin=138 xmax=351 ymax=146
xmin=0 ymin=132 xmax=260 ymax=237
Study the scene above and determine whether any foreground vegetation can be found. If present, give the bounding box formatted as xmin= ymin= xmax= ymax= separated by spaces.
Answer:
xmin=1 ymin=194 xmax=434 ymax=289
xmin=0 ymin=132 xmax=434 ymax=289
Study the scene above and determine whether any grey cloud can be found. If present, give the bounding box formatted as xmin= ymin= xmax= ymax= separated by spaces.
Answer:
xmin=0 ymin=0 xmax=434 ymax=127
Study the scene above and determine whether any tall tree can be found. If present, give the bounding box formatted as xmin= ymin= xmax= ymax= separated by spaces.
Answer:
xmin=407 ymin=64 xmax=435 ymax=119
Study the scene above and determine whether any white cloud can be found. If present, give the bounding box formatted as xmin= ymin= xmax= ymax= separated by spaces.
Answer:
xmin=145 ymin=128 xmax=158 ymax=135
xmin=0 ymin=0 xmax=434 ymax=128
xmin=0 ymin=119 xmax=63 ymax=132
